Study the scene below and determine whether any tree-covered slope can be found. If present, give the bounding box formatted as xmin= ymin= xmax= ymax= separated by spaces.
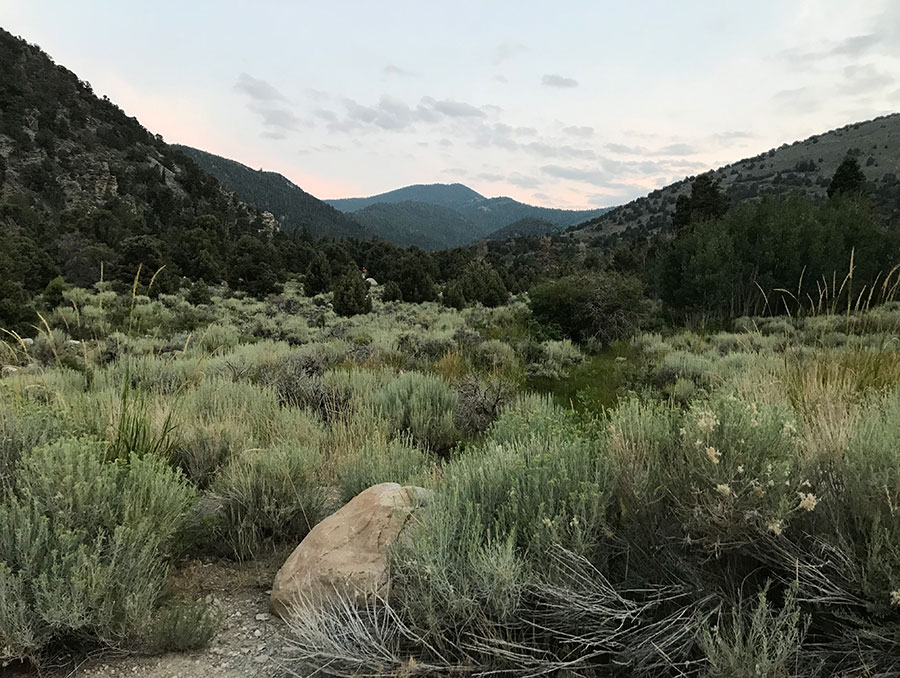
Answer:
xmin=326 ymin=182 xmax=611 ymax=248
xmin=486 ymin=217 xmax=561 ymax=240
xmin=175 ymin=145 xmax=369 ymax=240
xmin=571 ymin=113 xmax=900 ymax=238
xmin=327 ymin=183 xmax=485 ymax=212
xmin=351 ymin=200 xmax=483 ymax=250
xmin=0 ymin=27 xmax=303 ymax=326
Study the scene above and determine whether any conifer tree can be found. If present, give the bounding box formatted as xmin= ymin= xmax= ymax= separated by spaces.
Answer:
xmin=332 ymin=267 xmax=372 ymax=316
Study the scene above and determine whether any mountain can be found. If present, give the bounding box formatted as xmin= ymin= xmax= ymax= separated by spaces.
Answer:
xmin=487 ymin=217 xmax=561 ymax=240
xmin=571 ymin=113 xmax=900 ymax=238
xmin=351 ymin=201 xmax=482 ymax=250
xmin=327 ymin=183 xmax=611 ymax=249
xmin=327 ymin=183 xmax=484 ymax=212
xmin=175 ymin=146 xmax=369 ymax=240
xmin=0 ymin=27 xmax=297 ymax=308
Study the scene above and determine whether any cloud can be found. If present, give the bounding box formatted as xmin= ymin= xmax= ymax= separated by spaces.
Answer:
xmin=493 ymin=42 xmax=528 ymax=64
xmin=712 ymin=130 xmax=756 ymax=142
xmin=384 ymin=63 xmax=418 ymax=78
xmin=326 ymin=95 xmax=491 ymax=133
xmin=606 ymin=142 xmax=643 ymax=154
xmin=439 ymin=138 xmax=454 ymax=147
xmin=657 ymin=143 xmax=697 ymax=156
xmin=562 ymin=125 xmax=594 ymax=138
xmin=606 ymin=142 xmax=698 ymax=157
xmin=422 ymin=97 xmax=487 ymax=118
xmin=840 ymin=64 xmax=895 ymax=95
xmin=542 ymin=73 xmax=579 ymax=88
xmin=235 ymin=73 xmax=304 ymax=135
xmin=256 ymin=108 xmax=302 ymax=130
xmin=508 ymin=173 xmax=541 ymax=189
xmin=772 ymin=86 xmax=820 ymax=114
xmin=234 ymin=73 xmax=288 ymax=102
xmin=542 ymin=165 xmax=609 ymax=185
xmin=314 ymin=108 xmax=337 ymax=122
xmin=493 ymin=74 xmax=509 ymax=84
xmin=524 ymin=142 xmax=595 ymax=160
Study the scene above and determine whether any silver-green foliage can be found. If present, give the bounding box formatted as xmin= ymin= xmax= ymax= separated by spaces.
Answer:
xmin=0 ymin=437 xmax=196 ymax=664
xmin=212 ymin=444 xmax=327 ymax=560
xmin=376 ymin=372 xmax=458 ymax=453
xmin=336 ymin=436 xmax=430 ymax=504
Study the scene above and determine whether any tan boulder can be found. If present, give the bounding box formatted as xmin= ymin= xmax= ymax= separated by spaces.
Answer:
xmin=270 ymin=482 xmax=431 ymax=619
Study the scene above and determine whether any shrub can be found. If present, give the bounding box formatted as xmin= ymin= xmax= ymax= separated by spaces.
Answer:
xmin=336 ymin=436 xmax=431 ymax=503
xmin=391 ymin=422 xmax=613 ymax=653
xmin=0 ymin=437 xmax=196 ymax=664
xmin=376 ymin=372 xmax=459 ymax=454
xmin=332 ymin=269 xmax=372 ymax=317
xmin=212 ymin=444 xmax=327 ymax=560
xmin=529 ymin=271 xmax=649 ymax=344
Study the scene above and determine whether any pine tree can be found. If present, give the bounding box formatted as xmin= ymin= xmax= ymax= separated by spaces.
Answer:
xmin=332 ymin=268 xmax=372 ymax=316
xmin=304 ymin=250 xmax=332 ymax=296
xmin=827 ymin=155 xmax=867 ymax=199
xmin=672 ymin=173 xmax=729 ymax=231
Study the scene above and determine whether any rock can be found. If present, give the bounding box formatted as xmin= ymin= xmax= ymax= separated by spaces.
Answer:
xmin=21 ymin=337 xmax=34 ymax=346
xmin=1 ymin=366 xmax=18 ymax=378
xmin=270 ymin=482 xmax=431 ymax=618
xmin=366 ymin=277 xmax=378 ymax=287
xmin=254 ymin=613 xmax=270 ymax=622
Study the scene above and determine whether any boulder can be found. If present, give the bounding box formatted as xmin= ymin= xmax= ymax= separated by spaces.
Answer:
xmin=1 ymin=366 xmax=18 ymax=378
xmin=270 ymin=482 xmax=431 ymax=619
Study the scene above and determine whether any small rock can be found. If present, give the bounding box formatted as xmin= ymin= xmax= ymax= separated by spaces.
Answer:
xmin=254 ymin=654 xmax=270 ymax=664
xmin=254 ymin=612 xmax=270 ymax=621
xmin=253 ymin=629 xmax=262 ymax=637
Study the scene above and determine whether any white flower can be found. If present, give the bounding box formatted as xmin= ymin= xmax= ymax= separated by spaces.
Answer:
xmin=696 ymin=410 xmax=719 ymax=435
xmin=767 ymin=520 xmax=784 ymax=536
xmin=715 ymin=483 xmax=733 ymax=498
xmin=705 ymin=446 xmax=721 ymax=465
xmin=891 ymin=591 xmax=900 ymax=607
xmin=798 ymin=493 xmax=818 ymax=512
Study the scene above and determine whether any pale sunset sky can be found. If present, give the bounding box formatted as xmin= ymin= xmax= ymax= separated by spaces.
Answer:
xmin=2 ymin=1 xmax=898 ymax=208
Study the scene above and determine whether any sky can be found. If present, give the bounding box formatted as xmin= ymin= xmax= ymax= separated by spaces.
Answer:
xmin=2 ymin=1 xmax=899 ymax=209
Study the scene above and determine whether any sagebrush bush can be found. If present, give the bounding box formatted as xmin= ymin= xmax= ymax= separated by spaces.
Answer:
xmin=0 ymin=436 xmax=196 ymax=664
xmin=391 ymin=419 xmax=612 ymax=655
xmin=376 ymin=372 xmax=459 ymax=454
xmin=336 ymin=435 xmax=430 ymax=503
xmin=212 ymin=444 xmax=327 ymax=560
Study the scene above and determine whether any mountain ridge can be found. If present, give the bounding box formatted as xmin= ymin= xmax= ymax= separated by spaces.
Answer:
xmin=174 ymin=145 xmax=369 ymax=240
xmin=569 ymin=113 xmax=900 ymax=239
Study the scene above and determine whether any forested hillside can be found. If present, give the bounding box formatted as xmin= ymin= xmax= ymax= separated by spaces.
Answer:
xmin=175 ymin=145 xmax=369 ymax=240
xmin=573 ymin=113 xmax=900 ymax=237
xmin=0 ymin=28 xmax=292 ymax=316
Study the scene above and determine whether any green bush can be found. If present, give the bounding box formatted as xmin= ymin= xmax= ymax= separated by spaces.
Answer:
xmin=392 ymin=419 xmax=612 ymax=652
xmin=332 ymin=268 xmax=372 ymax=317
xmin=0 ymin=436 xmax=196 ymax=664
xmin=212 ymin=444 xmax=327 ymax=560
xmin=376 ymin=372 xmax=459 ymax=454
xmin=529 ymin=271 xmax=649 ymax=344
xmin=336 ymin=436 xmax=430 ymax=503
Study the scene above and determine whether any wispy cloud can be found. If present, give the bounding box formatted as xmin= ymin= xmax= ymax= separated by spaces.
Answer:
xmin=493 ymin=42 xmax=528 ymax=65
xmin=562 ymin=125 xmax=594 ymax=138
xmin=542 ymin=73 xmax=579 ymax=88
xmin=234 ymin=73 xmax=302 ymax=137
xmin=384 ymin=63 xmax=418 ymax=78
xmin=234 ymin=73 xmax=288 ymax=102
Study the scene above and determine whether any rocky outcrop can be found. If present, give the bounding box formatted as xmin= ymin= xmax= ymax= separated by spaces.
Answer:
xmin=270 ymin=482 xmax=431 ymax=619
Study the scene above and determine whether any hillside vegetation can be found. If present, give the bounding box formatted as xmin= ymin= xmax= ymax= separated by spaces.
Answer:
xmin=175 ymin=145 xmax=369 ymax=240
xmin=574 ymin=113 xmax=900 ymax=237
xmin=328 ymin=182 xmax=611 ymax=248
xmin=4 ymin=24 xmax=900 ymax=678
